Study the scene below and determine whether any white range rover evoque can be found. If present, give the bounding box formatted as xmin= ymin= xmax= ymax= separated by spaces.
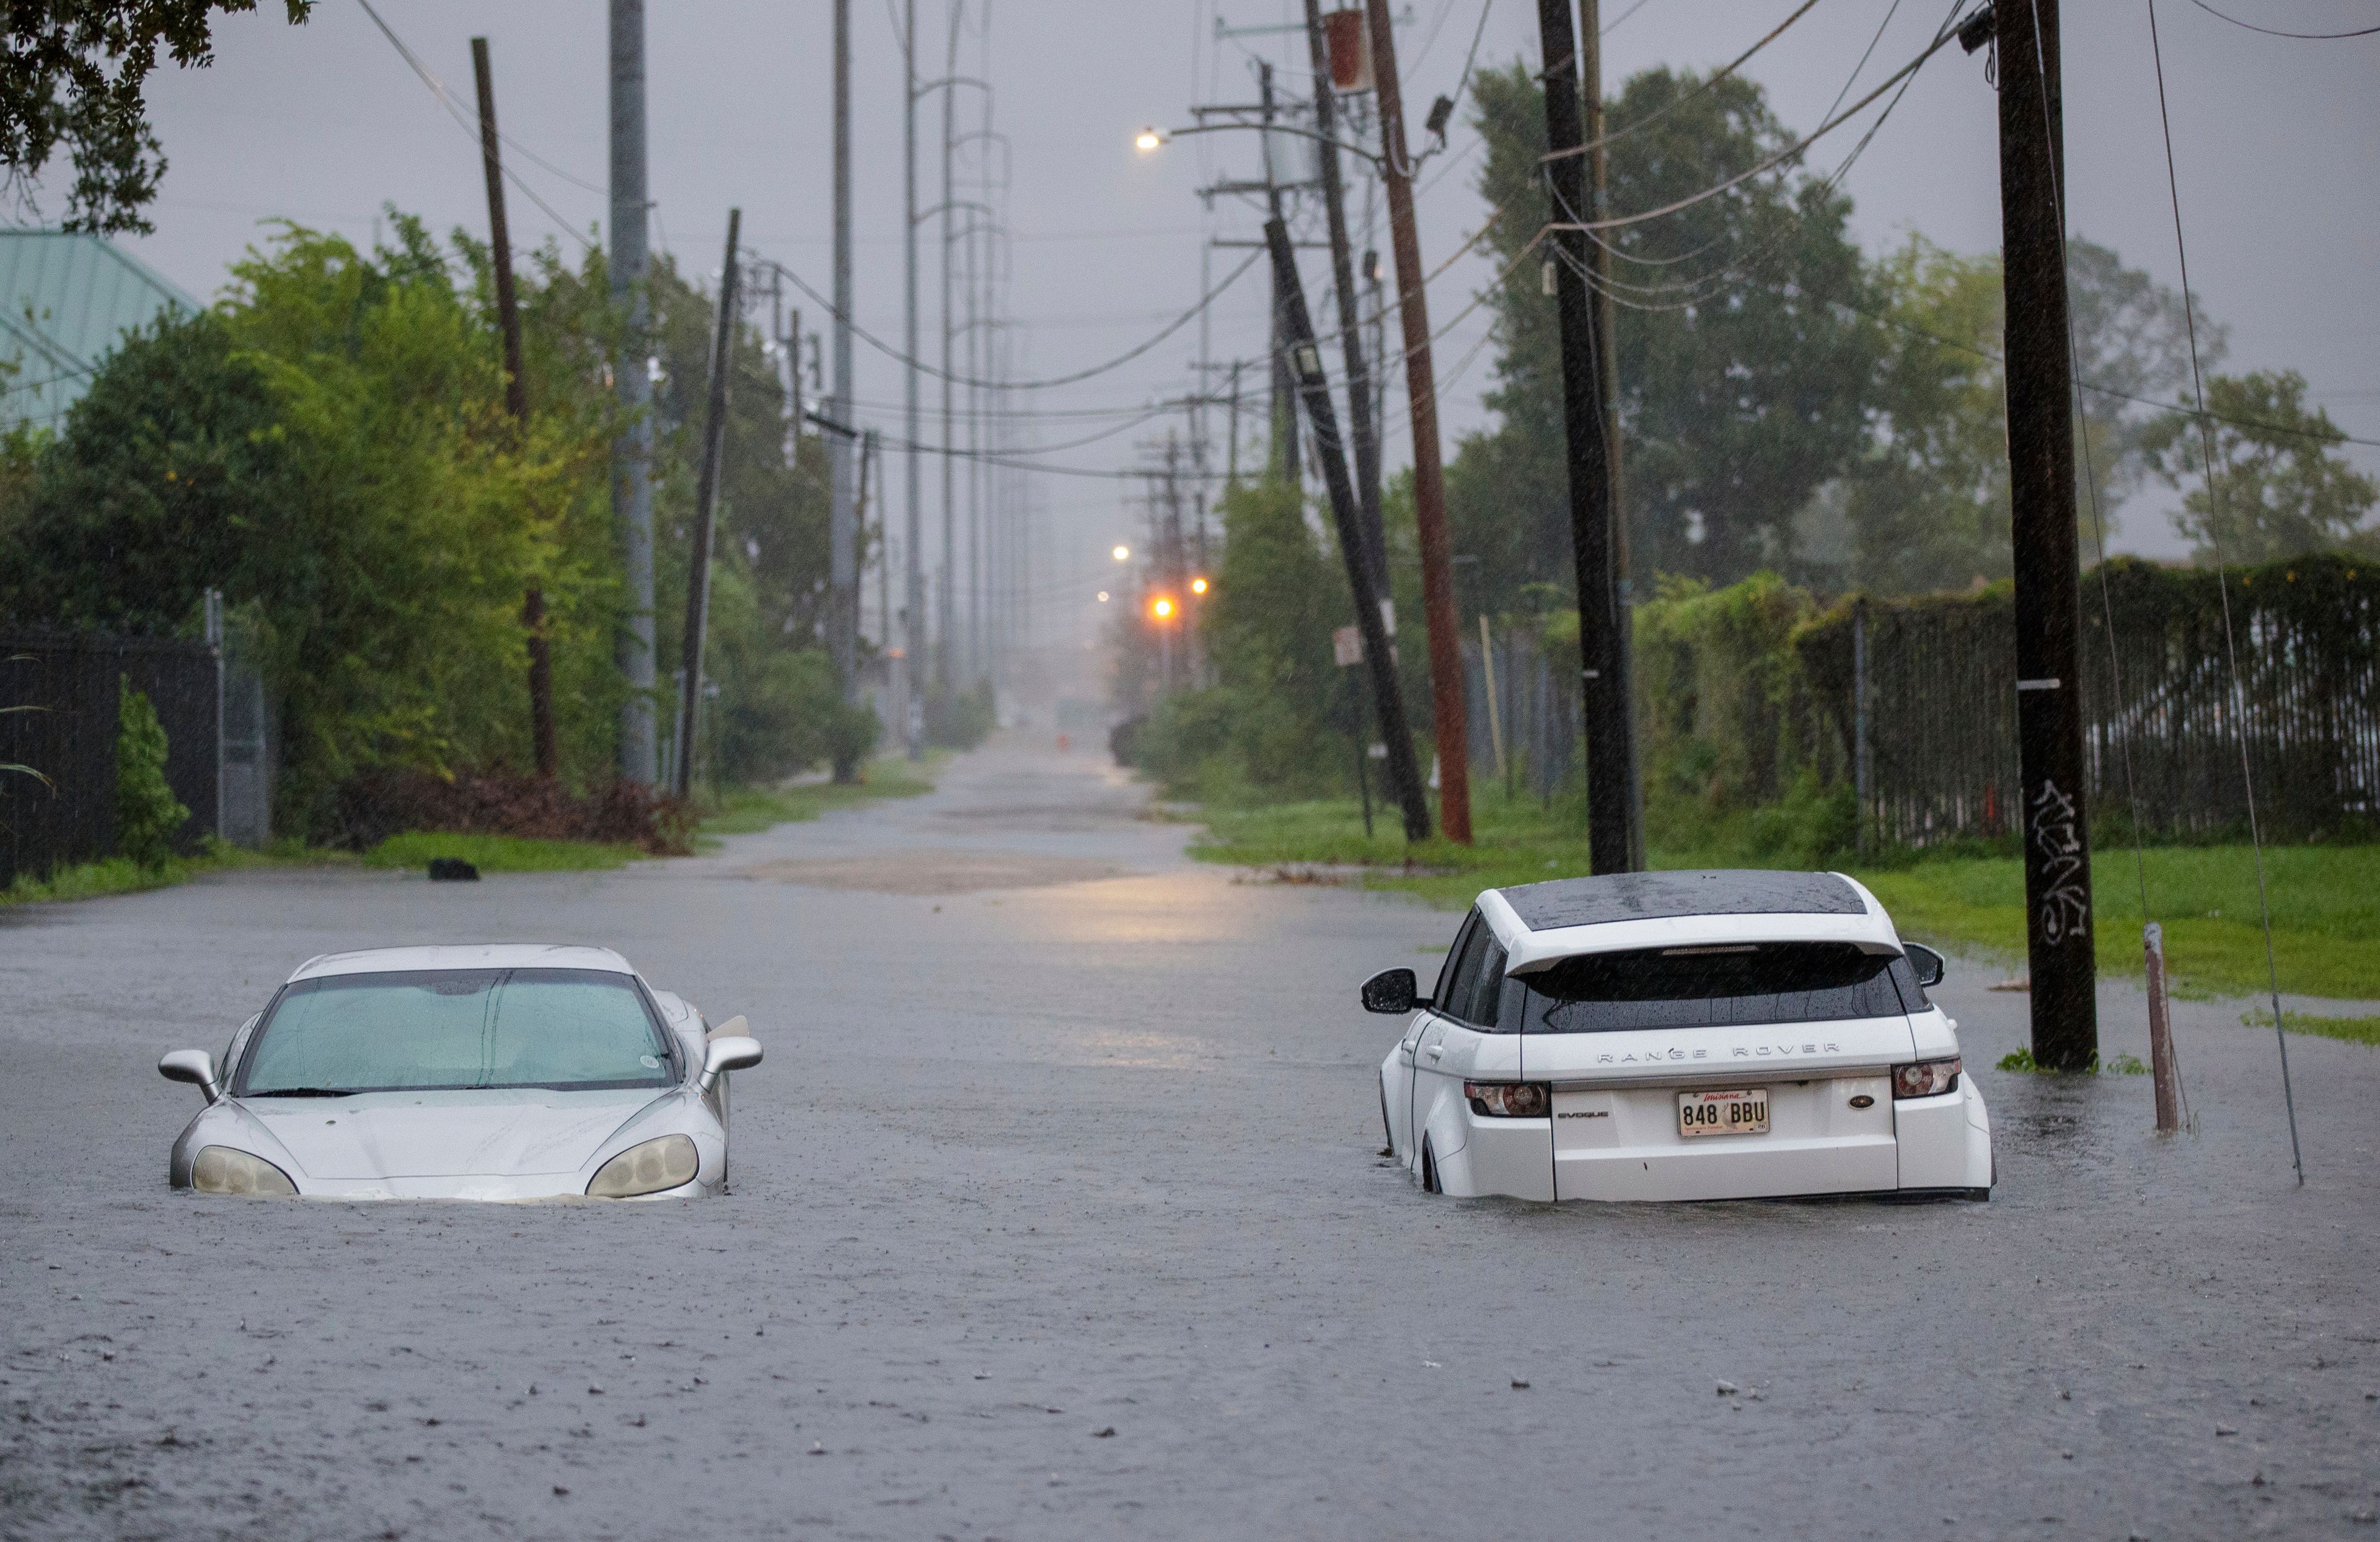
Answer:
xmin=1367 ymin=870 xmax=1993 ymax=1202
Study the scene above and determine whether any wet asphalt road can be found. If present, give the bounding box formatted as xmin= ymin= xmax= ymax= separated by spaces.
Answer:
xmin=2 ymin=741 xmax=2375 ymax=1541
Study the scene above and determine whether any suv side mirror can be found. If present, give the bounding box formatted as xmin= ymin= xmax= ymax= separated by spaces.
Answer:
xmin=159 ymin=1049 xmax=221 ymax=1103
xmin=1360 ymin=967 xmax=1420 ymax=1015
xmin=700 ymin=1035 xmax=762 ymax=1093
xmin=1903 ymin=943 xmax=1947 ymax=989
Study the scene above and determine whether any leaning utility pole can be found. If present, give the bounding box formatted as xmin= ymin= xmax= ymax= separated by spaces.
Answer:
xmin=828 ymin=0 xmax=860 ymax=774
xmin=1364 ymin=0 xmax=1471 ymax=844
xmin=674 ymin=209 xmax=741 ymax=802
xmin=1268 ymin=216 xmax=1430 ymax=842
xmin=471 ymin=36 xmax=557 ymax=782
xmin=609 ymin=0 xmax=657 ymax=787
xmin=1303 ymin=0 xmax=1385 ymax=596
xmin=1996 ymin=0 xmax=2097 ymax=1068
xmin=1256 ymin=61 xmax=1298 ymax=486
xmin=1536 ymin=0 xmax=1633 ymax=873
xmin=1578 ymin=0 xmax=1645 ymax=869
xmin=901 ymin=0 xmax=924 ymax=759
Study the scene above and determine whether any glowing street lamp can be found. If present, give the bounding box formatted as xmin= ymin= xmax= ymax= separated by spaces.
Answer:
xmin=1111 ymin=544 xmax=1132 ymax=562
xmin=1096 ymin=591 xmax=1110 ymax=602
xmin=1150 ymin=596 xmax=1177 ymax=622
xmin=1134 ymin=126 xmax=1166 ymax=152
xmin=1189 ymin=576 xmax=1209 ymax=596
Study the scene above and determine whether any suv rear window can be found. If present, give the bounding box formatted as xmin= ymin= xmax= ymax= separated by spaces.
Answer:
xmin=1514 ymin=941 xmax=1919 ymax=1033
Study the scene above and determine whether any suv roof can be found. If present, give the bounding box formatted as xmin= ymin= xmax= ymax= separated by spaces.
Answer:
xmin=1478 ymin=870 xmax=1901 ymax=972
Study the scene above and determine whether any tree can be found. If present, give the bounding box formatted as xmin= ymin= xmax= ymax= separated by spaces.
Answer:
xmin=1450 ymin=63 xmax=1879 ymax=600
xmin=2144 ymin=369 xmax=2379 ymax=563
xmin=1831 ymin=236 xmax=2009 ymax=594
xmin=0 ymin=0 xmax=311 ymax=234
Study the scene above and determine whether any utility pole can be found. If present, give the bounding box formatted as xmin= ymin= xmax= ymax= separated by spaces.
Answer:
xmin=1303 ymin=0 xmax=1385 ymax=596
xmin=471 ymin=36 xmax=557 ymax=782
xmin=1536 ymin=0 xmax=1632 ymax=872
xmin=901 ymin=0 xmax=924 ymax=760
xmin=937 ymin=1 xmax=964 ymax=695
xmin=1256 ymin=62 xmax=1298 ymax=486
xmin=1996 ymin=0 xmax=2097 ymax=1069
xmin=1364 ymin=0 xmax=1471 ymax=843
xmin=1578 ymin=0 xmax=1644 ymax=869
xmin=674 ymin=209 xmax=741 ymax=802
xmin=828 ymin=0 xmax=860 ymax=776
xmin=1267 ymin=216 xmax=1430 ymax=842
xmin=609 ymin=0 xmax=656 ymax=787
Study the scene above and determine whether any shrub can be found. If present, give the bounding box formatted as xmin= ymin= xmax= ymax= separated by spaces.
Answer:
xmin=329 ymin=768 xmax=694 ymax=855
xmin=114 ymin=677 xmax=188 ymax=871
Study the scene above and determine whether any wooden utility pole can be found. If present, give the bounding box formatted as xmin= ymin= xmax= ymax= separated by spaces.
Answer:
xmin=1578 ymin=0 xmax=1645 ymax=868
xmin=1302 ymin=0 xmax=1385 ymax=596
xmin=1996 ymin=0 xmax=2097 ymax=1069
xmin=471 ymin=37 xmax=557 ymax=781
xmin=674 ymin=208 xmax=742 ymax=802
xmin=1535 ymin=0 xmax=1633 ymax=873
xmin=1364 ymin=0 xmax=1472 ymax=844
xmin=1267 ymin=218 xmax=1430 ymax=842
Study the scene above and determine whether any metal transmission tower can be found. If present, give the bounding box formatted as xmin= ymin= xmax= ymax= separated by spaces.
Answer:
xmin=609 ymin=0 xmax=656 ymax=786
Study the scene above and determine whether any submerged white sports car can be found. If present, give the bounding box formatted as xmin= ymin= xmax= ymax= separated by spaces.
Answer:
xmin=159 ymin=945 xmax=760 ymax=1201
xmin=1367 ymin=871 xmax=1991 ymax=1202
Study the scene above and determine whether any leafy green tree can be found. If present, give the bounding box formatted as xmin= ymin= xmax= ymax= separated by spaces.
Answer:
xmin=0 ymin=0 xmax=311 ymax=233
xmin=1830 ymin=236 xmax=2009 ymax=593
xmin=2143 ymin=370 xmax=2379 ymax=563
xmin=1452 ymin=62 xmax=1878 ymax=597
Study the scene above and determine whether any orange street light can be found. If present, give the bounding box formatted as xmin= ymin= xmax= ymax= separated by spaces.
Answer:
xmin=1150 ymin=596 xmax=1177 ymax=621
xmin=1189 ymin=576 xmax=1209 ymax=595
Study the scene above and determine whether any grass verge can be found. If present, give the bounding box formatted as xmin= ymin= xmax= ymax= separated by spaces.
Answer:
xmin=2243 ymin=1010 xmax=2380 ymax=1047
xmin=0 ymin=838 xmax=275 ymax=904
xmin=1184 ymin=785 xmax=2380 ymax=1002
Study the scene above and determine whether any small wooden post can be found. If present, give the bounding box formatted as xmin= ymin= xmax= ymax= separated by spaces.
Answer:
xmin=1480 ymin=614 xmax=1505 ymax=783
xmin=2144 ymin=922 xmax=2180 ymax=1134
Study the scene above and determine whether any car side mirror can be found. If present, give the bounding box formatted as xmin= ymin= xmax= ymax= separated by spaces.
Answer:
xmin=1360 ymin=967 xmax=1420 ymax=1015
xmin=699 ymin=1035 xmax=762 ymax=1093
xmin=159 ymin=1049 xmax=221 ymax=1103
xmin=1904 ymin=943 xmax=1947 ymax=989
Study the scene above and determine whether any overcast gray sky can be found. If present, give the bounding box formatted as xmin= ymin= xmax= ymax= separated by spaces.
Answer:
xmin=81 ymin=0 xmax=2380 ymax=650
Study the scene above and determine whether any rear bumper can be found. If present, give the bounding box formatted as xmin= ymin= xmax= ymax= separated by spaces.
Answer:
xmin=1430 ymin=1078 xmax=1992 ymax=1203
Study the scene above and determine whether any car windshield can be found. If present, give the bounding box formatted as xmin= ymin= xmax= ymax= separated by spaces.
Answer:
xmin=237 ymin=967 xmax=674 ymax=1095
xmin=1514 ymin=942 xmax=1919 ymax=1033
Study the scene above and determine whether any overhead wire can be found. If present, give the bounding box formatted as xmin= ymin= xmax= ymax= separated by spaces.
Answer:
xmin=2144 ymin=0 xmax=2303 ymax=1179
xmin=1540 ymin=0 xmax=1828 ymax=165
xmin=353 ymin=0 xmax=599 ymax=253
xmin=2185 ymin=0 xmax=2380 ymax=37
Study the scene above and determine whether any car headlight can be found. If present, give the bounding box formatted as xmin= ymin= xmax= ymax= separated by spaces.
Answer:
xmin=1892 ymin=1057 xmax=1962 ymax=1099
xmin=586 ymin=1135 xmax=699 ymax=1198
xmin=1465 ymin=1081 xmax=1550 ymax=1118
xmin=191 ymin=1145 xmax=298 ymax=1196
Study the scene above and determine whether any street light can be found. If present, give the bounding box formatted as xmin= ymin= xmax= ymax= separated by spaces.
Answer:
xmin=1112 ymin=544 xmax=1131 ymax=562
xmin=1134 ymin=126 xmax=1165 ymax=152
xmin=1150 ymin=596 xmax=1176 ymax=621
xmin=1097 ymin=591 xmax=1110 ymax=602
xmin=1189 ymin=576 xmax=1209 ymax=595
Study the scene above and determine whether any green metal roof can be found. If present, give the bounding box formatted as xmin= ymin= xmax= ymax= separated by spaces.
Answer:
xmin=0 ymin=229 xmax=201 ymax=433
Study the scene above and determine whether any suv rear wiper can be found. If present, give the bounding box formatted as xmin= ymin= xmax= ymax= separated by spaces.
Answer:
xmin=245 ymin=1086 xmax=358 ymax=1098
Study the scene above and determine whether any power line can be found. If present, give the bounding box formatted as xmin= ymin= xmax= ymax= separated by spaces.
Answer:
xmin=355 ymin=0 xmax=597 ymax=252
xmin=2185 ymin=0 xmax=2380 ymax=38
xmin=1540 ymin=0 xmax=1830 ymax=165
xmin=764 ymin=246 xmax=1263 ymax=391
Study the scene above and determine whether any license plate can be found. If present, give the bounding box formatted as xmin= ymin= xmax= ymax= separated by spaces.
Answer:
xmin=1678 ymin=1088 xmax=1770 ymax=1139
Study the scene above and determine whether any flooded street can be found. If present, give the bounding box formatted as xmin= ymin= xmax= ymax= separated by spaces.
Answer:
xmin=3 ymin=742 xmax=2374 ymax=1540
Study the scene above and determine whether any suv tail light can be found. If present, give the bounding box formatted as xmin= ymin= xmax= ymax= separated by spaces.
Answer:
xmin=1892 ymin=1057 xmax=1961 ymax=1099
xmin=1465 ymin=1082 xmax=1549 ymax=1118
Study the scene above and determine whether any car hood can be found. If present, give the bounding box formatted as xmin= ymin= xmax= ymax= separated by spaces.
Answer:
xmin=239 ymin=1088 xmax=665 ymax=1179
